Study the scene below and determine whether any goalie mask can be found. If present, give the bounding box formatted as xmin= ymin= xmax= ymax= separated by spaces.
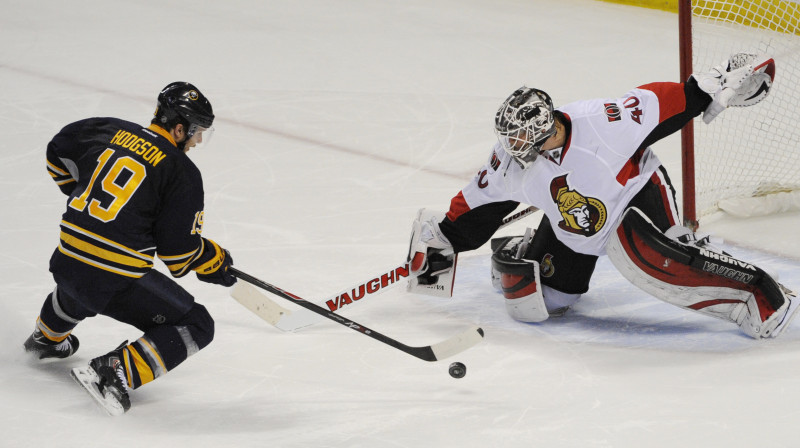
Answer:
xmin=152 ymin=82 xmax=215 ymax=151
xmin=495 ymin=86 xmax=556 ymax=168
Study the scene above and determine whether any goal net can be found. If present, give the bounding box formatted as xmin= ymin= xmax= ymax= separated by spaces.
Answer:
xmin=681 ymin=0 xmax=800 ymax=222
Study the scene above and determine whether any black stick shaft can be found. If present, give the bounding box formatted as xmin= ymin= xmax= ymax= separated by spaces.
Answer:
xmin=229 ymin=267 xmax=439 ymax=361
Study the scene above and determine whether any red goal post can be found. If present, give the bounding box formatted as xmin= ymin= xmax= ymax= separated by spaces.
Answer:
xmin=679 ymin=0 xmax=800 ymax=228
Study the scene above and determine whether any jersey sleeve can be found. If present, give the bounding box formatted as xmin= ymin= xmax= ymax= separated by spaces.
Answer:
xmin=440 ymin=201 xmax=519 ymax=253
xmin=153 ymin=164 xmax=214 ymax=278
xmin=45 ymin=120 xmax=88 ymax=195
xmin=636 ymin=78 xmax=711 ymax=149
xmin=438 ymin=145 xmax=520 ymax=253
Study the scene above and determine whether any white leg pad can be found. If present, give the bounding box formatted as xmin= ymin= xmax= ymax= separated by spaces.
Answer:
xmin=607 ymin=208 xmax=794 ymax=339
xmin=501 ymin=260 xmax=549 ymax=323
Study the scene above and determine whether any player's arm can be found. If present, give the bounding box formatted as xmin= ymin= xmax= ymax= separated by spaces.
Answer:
xmin=637 ymin=53 xmax=775 ymax=147
xmin=45 ymin=120 xmax=87 ymax=195
xmin=154 ymin=176 xmax=236 ymax=286
xmin=405 ymin=200 xmax=518 ymax=295
xmin=439 ymin=145 xmax=521 ymax=252
xmin=406 ymin=147 xmax=518 ymax=286
xmin=634 ymin=79 xmax=712 ymax=149
xmin=439 ymin=199 xmax=520 ymax=252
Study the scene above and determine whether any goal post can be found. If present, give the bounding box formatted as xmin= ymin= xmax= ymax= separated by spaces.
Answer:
xmin=679 ymin=0 xmax=800 ymax=227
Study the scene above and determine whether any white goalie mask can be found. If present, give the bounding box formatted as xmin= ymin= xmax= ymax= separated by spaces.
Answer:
xmin=494 ymin=87 xmax=556 ymax=168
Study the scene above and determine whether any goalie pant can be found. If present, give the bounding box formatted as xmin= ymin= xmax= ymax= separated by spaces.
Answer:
xmin=607 ymin=207 xmax=798 ymax=339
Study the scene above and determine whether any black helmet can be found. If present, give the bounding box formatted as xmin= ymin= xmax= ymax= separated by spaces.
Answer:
xmin=152 ymin=82 xmax=214 ymax=135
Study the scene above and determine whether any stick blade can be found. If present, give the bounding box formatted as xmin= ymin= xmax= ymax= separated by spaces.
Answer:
xmin=428 ymin=326 xmax=485 ymax=361
xmin=231 ymin=281 xmax=292 ymax=326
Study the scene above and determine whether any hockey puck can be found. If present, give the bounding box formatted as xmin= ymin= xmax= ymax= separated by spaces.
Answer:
xmin=448 ymin=362 xmax=466 ymax=379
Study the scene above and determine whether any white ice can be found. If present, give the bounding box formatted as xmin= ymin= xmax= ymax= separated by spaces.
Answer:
xmin=2 ymin=0 xmax=800 ymax=447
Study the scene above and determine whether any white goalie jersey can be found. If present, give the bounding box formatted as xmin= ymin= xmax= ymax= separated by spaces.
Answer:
xmin=448 ymin=82 xmax=687 ymax=256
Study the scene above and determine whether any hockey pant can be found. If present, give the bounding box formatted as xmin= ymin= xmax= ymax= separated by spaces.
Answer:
xmin=35 ymin=260 xmax=214 ymax=389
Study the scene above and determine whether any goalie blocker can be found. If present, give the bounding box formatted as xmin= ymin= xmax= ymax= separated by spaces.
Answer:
xmin=407 ymin=209 xmax=458 ymax=298
xmin=607 ymin=207 xmax=798 ymax=339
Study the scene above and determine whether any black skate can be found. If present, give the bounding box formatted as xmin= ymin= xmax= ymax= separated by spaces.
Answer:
xmin=71 ymin=342 xmax=131 ymax=416
xmin=23 ymin=328 xmax=79 ymax=359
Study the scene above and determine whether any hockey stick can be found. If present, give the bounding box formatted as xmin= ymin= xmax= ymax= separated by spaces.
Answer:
xmin=230 ymin=205 xmax=540 ymax=332
xmin=229 ymin=267 xmax=485 ymax=362
xmin=232 ymin=262 xmax=409 ymax=331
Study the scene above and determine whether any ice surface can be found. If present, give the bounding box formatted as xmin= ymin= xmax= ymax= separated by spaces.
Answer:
xmin=2 ymin=0 xmax=800 ymax=447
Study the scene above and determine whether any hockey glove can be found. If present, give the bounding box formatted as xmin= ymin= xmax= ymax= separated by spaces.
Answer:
xmin=407 ymin=208 xmax=455 ymax=285
xmin=692 ymin=53 xmax=775 ymax=124
xmin=194 ymin=239 xmax=237 ymax=286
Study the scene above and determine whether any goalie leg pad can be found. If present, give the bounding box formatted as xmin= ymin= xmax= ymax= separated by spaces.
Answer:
xmin=496 ymin=258 xmax=548 ymax=323
xmin=492 ymin=234 xmax=555 ymax=323
xmin=607 ymin=207 xmax=793 ymax=338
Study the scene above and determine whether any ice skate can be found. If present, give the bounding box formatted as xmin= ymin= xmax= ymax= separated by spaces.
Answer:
xmin=71 ymin=342 xmax=130 ymax=416
xmin=23 ymin=328 xmax=79 ymax=359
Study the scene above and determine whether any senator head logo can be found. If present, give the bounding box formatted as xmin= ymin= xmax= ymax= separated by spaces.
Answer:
xmin=550 ymin=175 xmax=607 ymax=236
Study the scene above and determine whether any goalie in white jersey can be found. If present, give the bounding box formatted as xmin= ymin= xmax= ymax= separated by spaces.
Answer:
xmin=407 ymin=53 xmax=799 ymax=339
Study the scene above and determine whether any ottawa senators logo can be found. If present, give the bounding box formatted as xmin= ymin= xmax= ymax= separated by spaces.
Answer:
xmin=550 ymin=175 xmax=607 ymax=236
xmin=540 ymin=254 xmax=555 ymax=278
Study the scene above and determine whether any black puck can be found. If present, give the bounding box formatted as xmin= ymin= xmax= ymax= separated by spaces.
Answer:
xmin=448 ymin=362 xmax=466 ymax=378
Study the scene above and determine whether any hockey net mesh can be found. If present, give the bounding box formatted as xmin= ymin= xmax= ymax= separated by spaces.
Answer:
xmin=691 ymin=0 xmax=800 ymax=217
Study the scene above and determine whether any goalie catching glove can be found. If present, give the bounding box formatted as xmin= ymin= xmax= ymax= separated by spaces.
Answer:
xmin=406 ymin=209 xmax=457 ymax=297
xmin=193 ymin=238 xmax=237 ymax=286
xmin=692 ymin=53 xmax=775 ymax=124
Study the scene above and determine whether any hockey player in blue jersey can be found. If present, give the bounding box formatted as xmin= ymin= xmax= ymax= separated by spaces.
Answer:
xmin=24 ymin=82 xmax=236 ymax=415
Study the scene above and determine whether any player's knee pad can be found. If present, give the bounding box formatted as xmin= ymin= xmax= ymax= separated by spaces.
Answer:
xmin=607 ymin=207 xmax=796 ymax=338
xmin=491 ymin=233 xmax=575 ymax=322
xmin=176 ymin=303 xmax=215 ymax=353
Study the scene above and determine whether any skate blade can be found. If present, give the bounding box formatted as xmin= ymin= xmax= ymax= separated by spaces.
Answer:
xmin=70 ymin=366 xmax=126 ymax=416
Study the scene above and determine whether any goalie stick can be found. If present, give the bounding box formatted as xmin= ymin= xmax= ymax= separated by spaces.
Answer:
xmin=230 ymin=205 xmax=540 ymax=332
xmin=229 ymin=267 xmax=485 ymax=362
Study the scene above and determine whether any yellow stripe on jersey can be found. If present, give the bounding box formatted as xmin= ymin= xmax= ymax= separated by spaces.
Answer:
xmin=60 ymin=232 xmax=151 ymax=269
xmin=158 ymin=242 xmax=203 ymax=276
xmin=57 ymin=244 xmax=146 ymax=278
xmin=156 ymin=248 xmax=200 ymax=261
xmin=61 ymin=221 xmax=154 ymax=262
xmin=47 ymin=160 xmax=70 ymax=175
xmin=162 ymin=260 xmax=195 ymax=275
